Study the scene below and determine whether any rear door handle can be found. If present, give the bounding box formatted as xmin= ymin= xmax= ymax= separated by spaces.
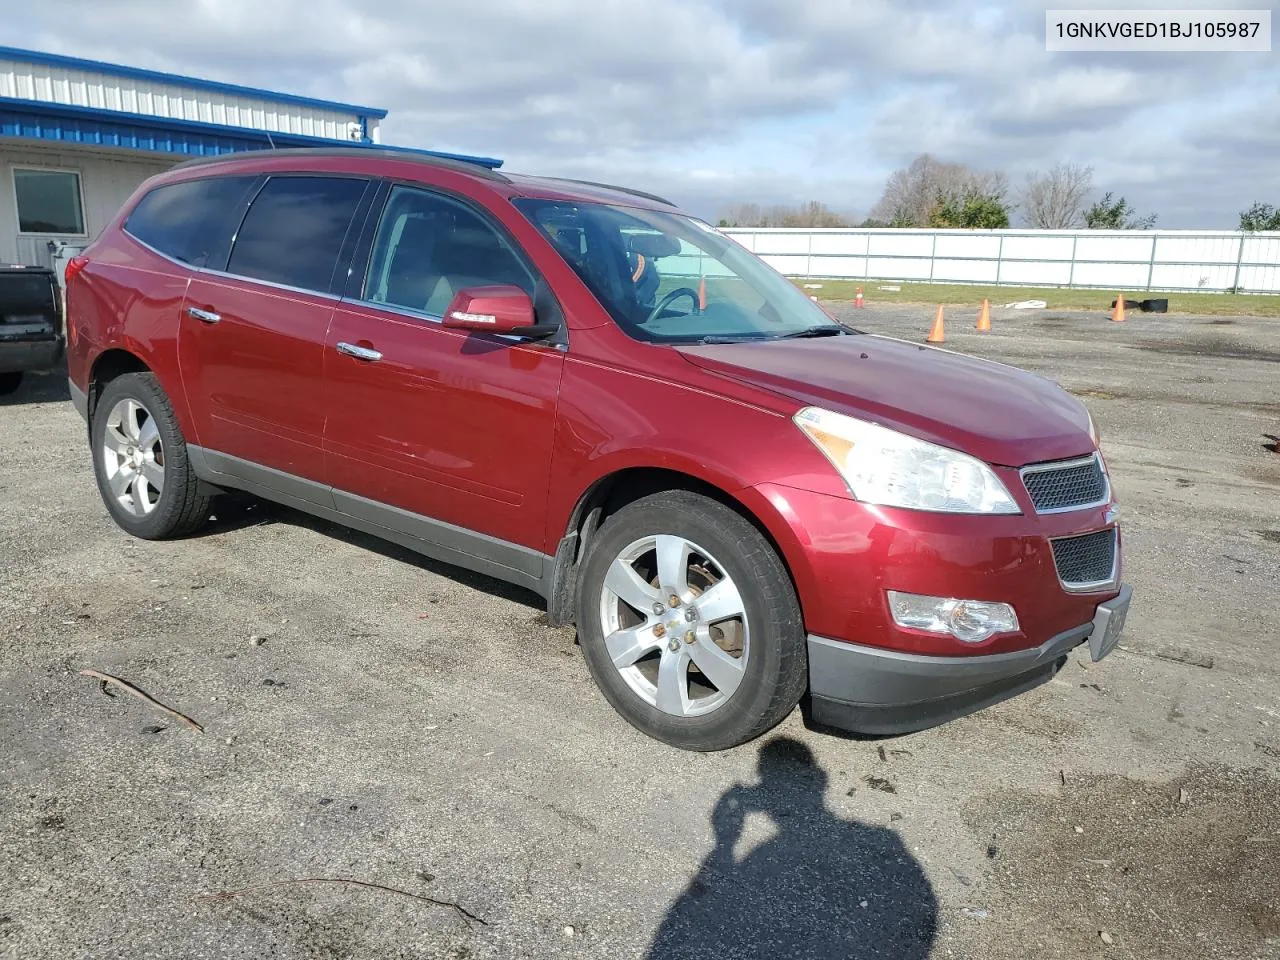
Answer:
xmin=186 ymin=306 xmax=221 ymax=324
xmin=336 ymin=341 xmax=383 ymax=362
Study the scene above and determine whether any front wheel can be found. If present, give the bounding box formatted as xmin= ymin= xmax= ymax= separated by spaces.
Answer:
xmin=575 ymin=491 xmax=807 ymax=751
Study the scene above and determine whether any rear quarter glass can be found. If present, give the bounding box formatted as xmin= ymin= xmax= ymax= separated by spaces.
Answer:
xmin=124 ymin=176 xmax=260 ymax=267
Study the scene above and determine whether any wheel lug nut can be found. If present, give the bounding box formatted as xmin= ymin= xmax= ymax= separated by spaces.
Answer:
xmin=684 ymin=630 xmax=696 ymax=644
xmin=653 ymin=623 xmax=666 ymax=638
xmin=667 ymin=638 xmax=680 ymax=653
xmin=668 ymin=595 xmax=681 ymax=607
xmin=684 ymin=607 xmax=697 ymax=622
xmin=652 ymin=602 xmax=665 ymax=616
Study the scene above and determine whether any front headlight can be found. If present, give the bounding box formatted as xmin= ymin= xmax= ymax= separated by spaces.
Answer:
xmin=793 ymin=407 xmax=1020 ymax=514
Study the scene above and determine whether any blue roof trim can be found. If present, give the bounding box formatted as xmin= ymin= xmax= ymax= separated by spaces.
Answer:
xmin=1 ymin=97 xmax=360 ymax=157
xmin=0 ymin=45 xmax=388 ymax=120
xmin=0 ymin=97 xmax=505 ymax=168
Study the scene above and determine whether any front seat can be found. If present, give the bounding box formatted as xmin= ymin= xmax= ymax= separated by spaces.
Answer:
xmin=384 ymin=217 xmax=440 ymax=312
xmin=424 ymin=227 xmax=530 ymax=316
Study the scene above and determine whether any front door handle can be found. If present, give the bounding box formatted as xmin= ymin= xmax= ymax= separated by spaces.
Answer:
xmin=187 ymin=306 xmax=221 ymax=324
xmin=336 ymin=341 xmax=383 ymax=362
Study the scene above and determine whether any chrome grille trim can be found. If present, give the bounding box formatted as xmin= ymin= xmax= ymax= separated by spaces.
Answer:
xmin=1020 ymin=452 xmax=1110 ymax=514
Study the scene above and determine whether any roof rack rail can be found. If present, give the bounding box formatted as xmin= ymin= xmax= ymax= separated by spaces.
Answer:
xmin=541 ymin=177 xmax=676 ymax=207
xmin=172 ymin=146 xmax=510 ymax=182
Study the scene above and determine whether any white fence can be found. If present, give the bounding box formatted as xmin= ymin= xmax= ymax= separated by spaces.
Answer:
xmin=720 ymin=228 xmax=1280 ymax=294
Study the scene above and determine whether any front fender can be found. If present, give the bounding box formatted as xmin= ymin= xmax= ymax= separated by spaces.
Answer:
xmin=542 ymin=360 xmax=828 ymax=621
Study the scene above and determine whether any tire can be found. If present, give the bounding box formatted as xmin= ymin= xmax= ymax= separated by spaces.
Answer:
xmin=90 ymin=372 xmax=212 ymax=539
xmin=0 ymin=371 xmax=23 ymax=396
xmin=575 ymin=490 xmax=807 ymax=751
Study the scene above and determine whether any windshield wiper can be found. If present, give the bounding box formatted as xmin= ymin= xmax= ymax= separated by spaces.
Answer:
xmin=697 ymin=334 xmax=769 ymax=344
xmin=696 ymin=325 xmax=848 ymax=345
xmin=777 ymin=325 xmax=846 ymax=339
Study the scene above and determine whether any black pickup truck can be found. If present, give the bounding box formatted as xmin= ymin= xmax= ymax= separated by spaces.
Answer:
xmin=0 ymin=265 xmax=63 ymax=396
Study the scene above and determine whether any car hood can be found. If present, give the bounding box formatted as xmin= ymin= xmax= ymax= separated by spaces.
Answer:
xmin=677 ymin=334 xmax=1093 ymax=467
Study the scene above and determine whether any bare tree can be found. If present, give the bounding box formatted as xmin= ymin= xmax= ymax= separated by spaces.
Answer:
xmin=1018 ymin=163 xmax=1094 ymax=228
xmin=869 ymin=154 xmax=1009 ymax=227
xmin=718 ymin=200 xmax=852 ymax=228
xmin=719 ymin=202 xmax=764 ymax=228
xmin=778 ymin=201 xmax=851 ymax=228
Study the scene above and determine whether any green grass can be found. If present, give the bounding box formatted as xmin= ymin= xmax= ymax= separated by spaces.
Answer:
xmin=789 ymin=279 xmax=1280 ymax=318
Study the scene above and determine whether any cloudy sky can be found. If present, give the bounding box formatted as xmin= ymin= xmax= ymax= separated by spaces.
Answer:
xmin=8 ymin=0 xmax=1277 ymax=226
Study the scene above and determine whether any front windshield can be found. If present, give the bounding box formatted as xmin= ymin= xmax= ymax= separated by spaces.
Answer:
xmin=513 ymin=198 xmax=847 ymax=343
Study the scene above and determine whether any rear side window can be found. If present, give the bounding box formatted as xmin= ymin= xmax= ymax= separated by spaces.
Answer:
xmin=125 ymin=176 xmax=258 ymax=266
xmin=226 ymin=176 xmax=367 ymax=293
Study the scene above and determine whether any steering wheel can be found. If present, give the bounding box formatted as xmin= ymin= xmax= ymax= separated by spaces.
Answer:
xmin=645 ymin=287 xmax=701 ymax=324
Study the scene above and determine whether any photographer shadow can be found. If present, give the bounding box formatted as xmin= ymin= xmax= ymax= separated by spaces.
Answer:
xmin=648 ymin=737 xmax=937 ymax=960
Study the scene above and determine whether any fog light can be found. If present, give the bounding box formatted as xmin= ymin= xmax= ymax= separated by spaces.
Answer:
xmin=887 ymin=591 xmax=1019 ymax=643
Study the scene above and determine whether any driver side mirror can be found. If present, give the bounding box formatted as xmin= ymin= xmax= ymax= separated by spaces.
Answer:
xmin=442 ymin=285 xmax=557 ymax=338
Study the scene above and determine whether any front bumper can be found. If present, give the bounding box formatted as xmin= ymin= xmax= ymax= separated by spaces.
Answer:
xmin=0 ymin=336 xmax=63 ymax=374
xmin=807 ymin=585 xmax=1132 ymax=735
xmin=753 ymin=481 xmax=1123 ymax=657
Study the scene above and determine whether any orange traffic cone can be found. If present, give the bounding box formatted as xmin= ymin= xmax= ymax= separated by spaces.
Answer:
xmin=698 ymin=276 xmax=707 ymax=310
xmin=926 ymin=305 xmax=945 ymax=343
xmin=976 ymin=299 xmax=991 ymax=331
xmin=1112 ymin=295 xmax=1126 ymax=323
xmin=854 ymin=287 xmax=865 ymax=309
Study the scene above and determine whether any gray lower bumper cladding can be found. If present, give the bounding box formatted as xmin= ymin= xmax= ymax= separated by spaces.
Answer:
xmin=805 ymin=622 xmax=1096 ymax=735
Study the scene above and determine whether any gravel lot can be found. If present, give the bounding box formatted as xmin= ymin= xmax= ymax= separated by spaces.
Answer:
xmin=2 ymin=303 xmax=1278 ymax=960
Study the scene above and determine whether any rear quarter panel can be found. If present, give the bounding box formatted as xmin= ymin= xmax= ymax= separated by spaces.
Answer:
xmin=66 ymin=228 xmax=195 ymax=439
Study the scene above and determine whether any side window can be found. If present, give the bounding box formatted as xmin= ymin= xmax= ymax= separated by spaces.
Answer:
xmin=364 ymin=185 xmax=534 ymax=317
xmin=124 ymin=176 xmax=258 ymax=265
xmin=226 ymin=176 xmax=367 ymax=293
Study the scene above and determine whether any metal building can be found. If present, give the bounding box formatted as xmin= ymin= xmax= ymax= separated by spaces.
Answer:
xmin=0 ymin=45 xmax=498 ymax=271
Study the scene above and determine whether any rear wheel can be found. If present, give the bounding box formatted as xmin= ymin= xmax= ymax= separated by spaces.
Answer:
xmin=90 ymin=372 xmax=212 ymax=539
xmin=0 ymin=371 xmax=23 ymax=396
xmin=576 ymin=490 xmax=807 ymax=751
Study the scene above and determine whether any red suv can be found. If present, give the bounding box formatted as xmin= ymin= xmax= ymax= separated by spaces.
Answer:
xmin=65 ymin=148 xmax=1130 ymax=751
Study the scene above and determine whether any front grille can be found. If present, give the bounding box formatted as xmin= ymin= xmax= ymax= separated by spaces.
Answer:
xmin=1051 ymin=528 xmax=1117 ymax=588
xmin=1022 ymin=454 xmax=1108 ymax=513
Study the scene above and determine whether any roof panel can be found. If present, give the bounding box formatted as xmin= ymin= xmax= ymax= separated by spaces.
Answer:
xmin=0 ymin=45 xmax=386 ymax=119
xmin=0 ymin=54 xmax=372 ymax=144
xmin=504 ymin=174 xmax=679 ymax=210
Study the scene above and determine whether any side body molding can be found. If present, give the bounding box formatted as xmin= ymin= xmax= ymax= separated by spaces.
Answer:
xmin=187 ymin=446 xmax=553 ymax=597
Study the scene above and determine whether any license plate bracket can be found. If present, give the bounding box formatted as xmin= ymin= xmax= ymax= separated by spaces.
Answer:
xmin=1088 ymin=584 xmax=1132 ymax=662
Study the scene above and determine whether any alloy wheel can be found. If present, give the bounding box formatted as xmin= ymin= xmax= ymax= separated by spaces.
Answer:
xmin=598 ymin=534 xmax=750 ymax=717
xmin=101 ymin=398 xmax=165 ymax=516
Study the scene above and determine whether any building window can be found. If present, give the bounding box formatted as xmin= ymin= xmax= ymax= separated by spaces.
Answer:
xmin=13 ymin=168 xmax=86 ymax=235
